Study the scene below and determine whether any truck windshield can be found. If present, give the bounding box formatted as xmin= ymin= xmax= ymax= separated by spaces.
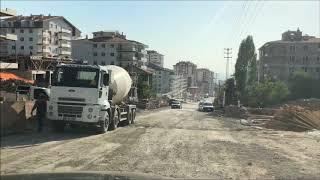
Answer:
xmin=52 ymin=67 xmax=99 ymax=88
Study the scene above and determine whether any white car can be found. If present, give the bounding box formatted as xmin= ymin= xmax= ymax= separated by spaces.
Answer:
xmin=199 ymin=101 xmax=214 ymax=112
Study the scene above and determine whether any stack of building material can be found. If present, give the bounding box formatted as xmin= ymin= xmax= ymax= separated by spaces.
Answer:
xmin=264 ymin=105 xmax=320 ymax=132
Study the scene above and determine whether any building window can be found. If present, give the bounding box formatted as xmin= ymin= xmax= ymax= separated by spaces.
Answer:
xmin=101 ymin=52 xmax=105 ymax=56
xmin=20 ymin=46 xmax=24 ymax=50
xmin=8 ymin=22 xmax=11 ymax=27
xmin=20 ymin=37 xmax=24 ymax=41
xmin=12 ymin=46 xmax=16 ymax=50
xmin=93 ymin=61 xmax=97 ymax=65
xmin=29 ymin=46 xmax=33 ymax=50
xmin=289 ymin=67 xmax=295 ymax=73
xmin=110 ymin=44 xmax=114 ymax=48
xmin=317 ymin=56 xmax=320 ymax=63
xmin=11 ymin=29 xmax=15 ymax=33
xmin=289 ymin=56 xmax=295 ymax=63
xmin=93 ymin=44 xmax=97 ymax=48
xmin=303 ymin=45 xmax=308 ymax=51
xmin=111 ymin=61 xmax=115 ymax=65
xmin=318 ymin=43 xmax=320 ymax=48
xmin=93 ymin=52 xmax=97 ymax=56
xmin=55 ymin=25 xmax=58 ymax=29
xmin=101 ymin=44 xmax=105 ymax=48
xmin=50 ymin=24 xmax=53 ymax=28
xmin=20 ymin=29 xmax=24 ymax=33
xmin=29 ymin=29 xmax=33 ymax=33
xmin=101 ymin=61 xmax=105 ymax=65
xmin=316 ymin=68 xmax=320 ymax=72
xmin=29 ymin=37 xmax=33 ymax=41
xmin=110 ymin=53 xmax=114 ymax=56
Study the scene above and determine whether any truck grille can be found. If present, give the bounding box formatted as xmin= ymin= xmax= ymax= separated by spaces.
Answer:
xmin=57 ymin=105 xmax=83 ymax=117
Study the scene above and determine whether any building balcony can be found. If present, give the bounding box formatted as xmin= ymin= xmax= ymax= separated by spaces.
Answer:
xmin=60 ymin=29 xmax=71 ymax=34
xmin=58 ymin=34 xmax=71 ymax=40
xmin=60 ymin=51 xmax=71 ymax=55
xmin=59 ymin=43 xmax=71 ymax=48
xmin=117 ymin=56 xmax=137 ymax=61
xmin=117 ymin=46 xmax=136 ymax=52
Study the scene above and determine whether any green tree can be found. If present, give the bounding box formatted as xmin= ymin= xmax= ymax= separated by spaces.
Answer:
xmin=247 ymin=79 xmax=289 ymax=107
xmin=289 ymin=70 xmax=320 ymax=99
xmin=224 ymin=78 xmax=237 ymax=106
xmin=235 ymin=36 xmax=257 ymax=101
xmin=289 ymin=70 xmax=312 ymax=99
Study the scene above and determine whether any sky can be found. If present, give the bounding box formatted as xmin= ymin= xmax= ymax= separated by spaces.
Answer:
xmin=1 ymin=0 xmax=319 ymax=80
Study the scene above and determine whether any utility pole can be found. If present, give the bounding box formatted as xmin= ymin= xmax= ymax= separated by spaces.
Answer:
xmin=224 ymin=48 xmax=232 ymax=80
xmin=223 ymin=48 xmax=232 ymax=108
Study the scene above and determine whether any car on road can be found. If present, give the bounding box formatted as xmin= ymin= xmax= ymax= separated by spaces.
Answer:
xmin=199 ymin=102 xmax=214 ymax=112
xmin=171 ymin=100 xmax=182 ymax=109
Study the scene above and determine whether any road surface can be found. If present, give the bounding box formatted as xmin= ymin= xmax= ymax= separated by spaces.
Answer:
xmin=1 ymin=103 xmax=320 ymax=179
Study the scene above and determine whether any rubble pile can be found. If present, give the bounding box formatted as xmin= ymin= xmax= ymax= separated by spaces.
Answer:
xmin=264 ymin=105 xmax=320 ymax=132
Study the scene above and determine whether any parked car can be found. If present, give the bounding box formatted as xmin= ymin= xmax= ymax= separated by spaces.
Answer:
xmin=171 ymin=100 xmax=182 ymax=109
xmin=198 ymin=101 xmax=204 ymax=111
xmin=201 ymin=102 xmax=214 ymax=112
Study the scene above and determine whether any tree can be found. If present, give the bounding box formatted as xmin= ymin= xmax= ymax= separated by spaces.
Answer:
xmin=247 ymin=79 xmax=289 ymax=107
xmin=235 ymin=36 xmax=257 ymax=101
xmin=289 ymin=70 xmax=320 ymax=99
xmin=224 ymin=78 xmax=237 ymax=106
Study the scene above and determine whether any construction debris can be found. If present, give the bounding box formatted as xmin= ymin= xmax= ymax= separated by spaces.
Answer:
xmin=264 ymin=105 xmax=320 ymax=132
xmin=224 ymin=105 xmax=249 ymax=119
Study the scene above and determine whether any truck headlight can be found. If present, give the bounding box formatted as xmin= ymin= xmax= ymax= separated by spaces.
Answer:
xmin=87 ymin=114 xmax=92 ymax=119
xmin=49 ymin=105 xmax=53 ymax=110
xmin=88 ymin=108 xmax=93 ymax=112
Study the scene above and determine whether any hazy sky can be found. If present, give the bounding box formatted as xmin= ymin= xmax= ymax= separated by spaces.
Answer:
xmin=2 ymin=1 xmax=319 ymax=79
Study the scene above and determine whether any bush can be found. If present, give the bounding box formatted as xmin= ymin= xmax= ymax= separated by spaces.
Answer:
xmin=246 ymin=79 xmax=289 ymax=107
xmin=289 ymin=71 xmax=320 ymax=99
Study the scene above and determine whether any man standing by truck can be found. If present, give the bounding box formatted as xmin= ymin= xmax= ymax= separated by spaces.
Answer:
xmin=31 ymin=93 xmax=47 ymax=132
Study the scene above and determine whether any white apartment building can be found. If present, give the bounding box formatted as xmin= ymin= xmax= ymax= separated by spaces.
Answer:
xmin=169 ymin=75 xmax=188 ymax=98
xmin=147 ymin=50 xmax=164 ymax=67
xmin=173 ymin=61 xmax=198 ymax=88
xmin=72 ymin=31 xmax=148 ymax=68
xmin=0 ymin=14 xmax=81 ymax=59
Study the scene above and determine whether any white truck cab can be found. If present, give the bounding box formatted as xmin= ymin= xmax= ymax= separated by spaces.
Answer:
xmin=47 ymin=64 xmax=136 ymax=133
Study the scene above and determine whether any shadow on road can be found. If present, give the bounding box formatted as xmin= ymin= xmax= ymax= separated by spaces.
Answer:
xmin=0 ymin=126 xmax=99 ymax=149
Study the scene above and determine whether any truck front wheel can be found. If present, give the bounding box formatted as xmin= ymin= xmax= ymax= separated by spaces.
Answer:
xmin=97 ymin=113 xmax=110 ymax=133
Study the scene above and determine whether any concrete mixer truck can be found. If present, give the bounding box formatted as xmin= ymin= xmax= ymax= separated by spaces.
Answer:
xmin=46 ymin=64 xmax=137 ymax=133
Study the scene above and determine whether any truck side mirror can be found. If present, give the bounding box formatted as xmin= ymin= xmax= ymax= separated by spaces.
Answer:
xmin=103 ymin=74 xmax=109 ymax=86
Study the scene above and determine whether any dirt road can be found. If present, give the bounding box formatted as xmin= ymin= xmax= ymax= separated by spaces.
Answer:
xmin=1 ymin=103 xmax=320 ymax=179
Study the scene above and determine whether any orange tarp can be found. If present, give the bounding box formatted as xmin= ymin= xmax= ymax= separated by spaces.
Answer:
xmin=0 ymin=72 xmax=34 ymax=84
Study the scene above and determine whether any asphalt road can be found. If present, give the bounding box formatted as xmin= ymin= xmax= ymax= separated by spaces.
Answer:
xmin=1 ymin=103 xmax=320 ymax=179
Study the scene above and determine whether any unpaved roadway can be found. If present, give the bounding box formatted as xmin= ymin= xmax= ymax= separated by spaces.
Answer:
xmin=1 ymin=103 xmax=320 ymax=179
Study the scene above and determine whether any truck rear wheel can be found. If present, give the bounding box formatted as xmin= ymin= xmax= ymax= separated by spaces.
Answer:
xmin=123 ymin=111 xmax=131 ymax=126
xmin=109 ymin=109 xmax=119 ymax=130
xmin=131 ymin=109 xmax=136 ymax=124
xmin=52 ymin=121 xmax=65 ymax=132
xmin=97 ymin=113 xmax=110 ymax=133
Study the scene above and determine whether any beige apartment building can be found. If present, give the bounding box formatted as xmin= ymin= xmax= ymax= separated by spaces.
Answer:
xmin=259 ymin=29 xmax=320 ymax=81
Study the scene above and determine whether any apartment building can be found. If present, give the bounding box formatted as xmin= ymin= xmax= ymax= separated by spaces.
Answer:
xmin=0 ymin=14 xmax=81 ymax=59
xmin=259 ymin=29 xmax=320 ymax=81
xmin=148 ymin=62 xmax=174 ymax=96
xmin=169 ymin=74 xmax=188 ymax=99
xmin=197 ymin=68 xmax=215 ymax=97
xmin=72 ymin=31 xmax=148 ymax=68
xmin=0 ymin=8 xmax=17 ymax=41
xmin=173 ymin=61 xmax=198 ymax=88
xmin=147 ymin=50 xmax=164 ymax=67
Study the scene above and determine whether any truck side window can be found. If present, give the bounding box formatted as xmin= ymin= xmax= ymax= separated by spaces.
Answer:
xmin=103 ymin=73 xmax=109 ymax=86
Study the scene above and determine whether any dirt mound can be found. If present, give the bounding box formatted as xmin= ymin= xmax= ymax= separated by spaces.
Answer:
xmin=264 ymin=105 xmax=320 ymax=132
